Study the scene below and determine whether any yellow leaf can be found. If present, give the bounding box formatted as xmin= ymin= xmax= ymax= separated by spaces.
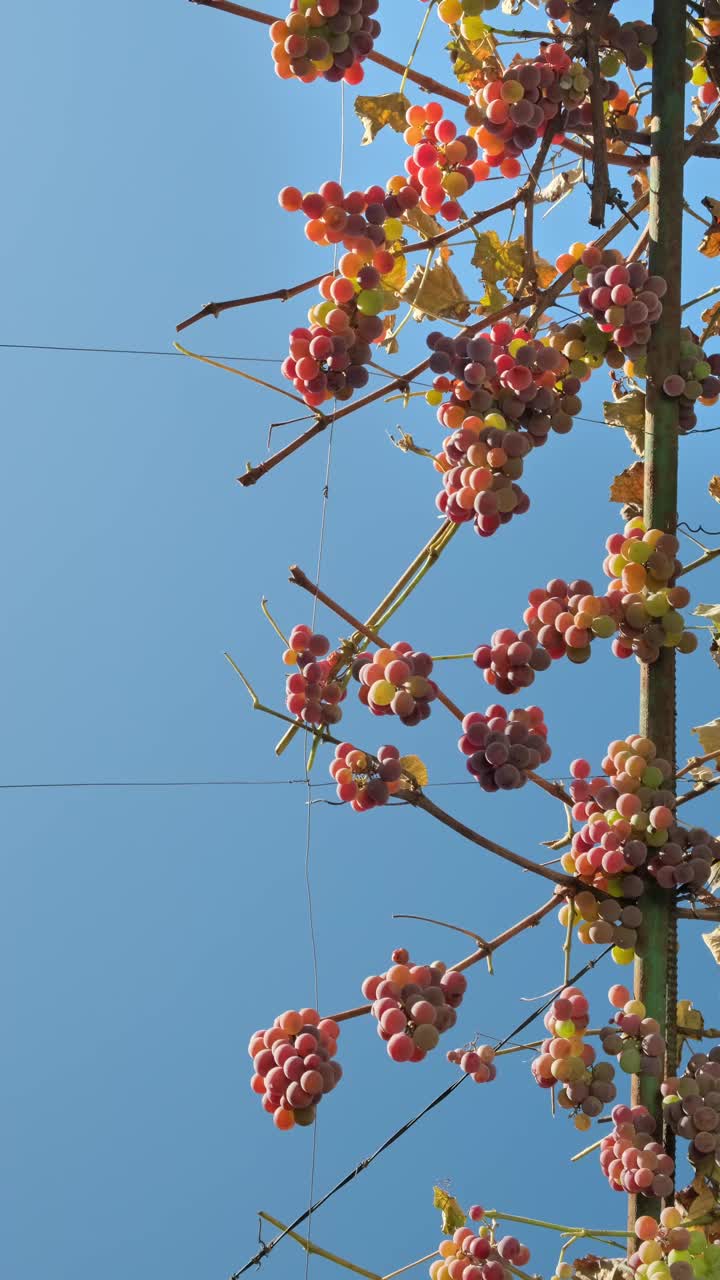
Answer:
xmin=354 ymin=92 xmax=410 ymax=145
xmin=472 ymin=231 xmax=553 ymax=306
xmin=692 ymin=717 xmax=720 ymax=755
xmin=710 ymin=476 xmax=720 ymax=504
xmin=610 ymin=461 xmax=644 ymax=505
xmin=399 ymin=755 xmax=429 ymax=788
xmin=447 ymin=32 xmax=498 ymax=85
xmin=603 ymin=391 xmax=646 ymax=456
xmin=399 ymin=260 xmax=470 ymax=322
xmin=433 ymin=1187 xmax=465 ymax=1235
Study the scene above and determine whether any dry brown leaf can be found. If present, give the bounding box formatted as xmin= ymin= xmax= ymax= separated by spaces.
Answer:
xmin=610 ymin=461 xmax=644 ymax=505
xmin=710 ymin=475 xmax=720 ymax=503
xmin=603 ymin=391 xmax=646 ymax=456
xmin=702 ymin=301 xmax=720 ymax=341
xmin=353 ymin=92 xmax=410 ymax=145
xmin=399 ymin=260 xmax=470 ymax=322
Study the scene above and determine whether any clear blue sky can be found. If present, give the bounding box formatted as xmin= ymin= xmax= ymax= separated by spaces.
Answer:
xmin=3 ymin=4 xmax=720 ymax=1279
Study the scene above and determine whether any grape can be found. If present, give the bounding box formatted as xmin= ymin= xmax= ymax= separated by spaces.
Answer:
xmin=284 ymin=623 xmax=346 ymax=725
xmin=248 ymin=1009 xmax=342 ymax=1130
xmin=600 ymin=1103 xmax=674 ymax=1196
xmin=364 ymin=953 xmax=466 ymax=1063
xmin=663 ymin=1046 xmax=720 ymax=1173
xmin=427 ymin=323 xmax=585 ymax=541
xmin=447 ymin=1042 xmax=497 ymax=1084
xmin=532 ymin=987 xmax=616 ymax=1128
xmin=330 ymin=742 xmax=411 ymax=811
xmin=600 ymin=989 xmax=667 ymax=1077
xmin=602 ymin=518 xmax=695 ymax=660
xmin=352 ymin=644 xmax=438 ymax=725
xmin=429 ymin=1222 xmax=531 ymax=1280
xmin=283 ymin=278 xmax=389 ymax=407
xmin=403 ymin=102 xmax=483 ymax=221
xmin=469 ymin=45 xmax=595 ymax=177
xmin=269 ymin=0 xmax=380 ymax=84
xmin=459 ymin=705 xmax=550 ymax=790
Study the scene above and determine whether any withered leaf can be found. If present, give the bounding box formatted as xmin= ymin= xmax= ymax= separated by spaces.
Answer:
xmin=710 ymin=475 xmax=720 ymax=503
xmin=603 ymin=391 xmax=646 ymax=456
xmin=399 ymin=260 xmax=470 ymax=322
xmin=354 ymin=92 xmax=410 ymax=145
xmin=609 ymin=461 xmax=644 ymax=505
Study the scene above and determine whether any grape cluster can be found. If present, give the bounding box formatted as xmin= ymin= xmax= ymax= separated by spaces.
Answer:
xmin=427 ymin=324 xmax=584 ymax=439
xmin=545 ymin=310 xmax=624 ymax=376
xmin=647 ymin=824 xmax=720 ymax=893
xmin=362 ymin=949 xmax=466 ymax=1063
xmin=523 ymin=577 xmax=617 ymax=666
xmin=628 ymin=1212 xmax=720 ymax=1280
xmin=283 ymin=276 xmax=388 ymax=407
xmin=329 ymin=742 xmax=406 ymax=810
xmin=248 ymin=1008 xmax=342 ymax=1131
xmin=467 ymin=46 xmax=590 ymax=180
xmin=447 ymin=1042 xmax=497 ymax=1084
xmin=430 ymin=1221 xmax=531 ymax=1280
xmin=458 ymin=705 xmax=551 ymax=792
xmin=599 ymin=984 xmax=666 ymax=1077
xmin=427 ymin=323 xmax=583 ymax=539
xmin=663 ymin=1047 xmax=720 ymax=1171
xmin=472 ymin=625 xmax=551 ymax=694
xmin=559 ymin=891 xmax=643 ymax=967
xmin=269 ymin=0 xmax=380 ymax=85
xmin=531 ymin=987 xmax=592 ymax=1090
xmin=603 ymin=520 xmax=696 ymax=661
xmin=557 ymin=1060 xmax=617 ymax=1131
xmin=403 ymin=103 xmax=486 ymax=221
xmin=547 ymin=3 xmax=657 ymax=77
xmin=279 ymin=178 xmax=412 ymax=257
xmin=661 ymin=336 xmax=720 ymax=433
xmin=576 ymin=249 xmax=667 ymax=356
xmin=600 ymin=1103 xmax=675 ymax=1197
xmin=352 ymin=644 xmax=437 ymax=725
xmin=284 ymin=623 xmax=346 ymax=725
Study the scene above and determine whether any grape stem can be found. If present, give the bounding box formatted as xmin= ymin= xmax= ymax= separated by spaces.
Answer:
xmin=176 ymin=189 xmax=522 ymax=333
xmin=676 ymin=546 xmax=720 ymax=577
xmin=328 ymin=895 xmax=560 ymax=1023
xmin=258 ymin=1213 xmax=382 ymax=1280
xmin=482 ymin=1211 xmax=631 ymax=1238
xmin=393 ymin=912 xmax=495 ymax=973
xmin=381 ymin=1254 xmax=440 ymax=1280
xmin=224 ymin=656 xmax=572 ymax=886
xmin=288 ymin=563 xmax=573 ymax=809
xmin=585 ymin=17 xmax=611 ymax=228
xmin=675 ymin=747 xmax=720 ymax=778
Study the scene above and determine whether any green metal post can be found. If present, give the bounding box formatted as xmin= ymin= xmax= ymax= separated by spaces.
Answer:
xmin=629 ymin=0 xmax=686 ymax=1233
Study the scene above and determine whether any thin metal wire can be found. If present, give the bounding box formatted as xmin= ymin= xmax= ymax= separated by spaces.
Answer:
xmin=230 ymin=945 xmax=613 ymax=1279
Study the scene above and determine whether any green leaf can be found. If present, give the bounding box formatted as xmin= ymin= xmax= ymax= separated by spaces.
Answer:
xmin=433 ymin=1187 xmax=466 ymax=1235
xmin=399 ymin=260 xmax=470 ymax=322
xmin=354 ymin=92 xmax=410 ymax=145
xmin=603 ymin=391 xmax=646 ymax=456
